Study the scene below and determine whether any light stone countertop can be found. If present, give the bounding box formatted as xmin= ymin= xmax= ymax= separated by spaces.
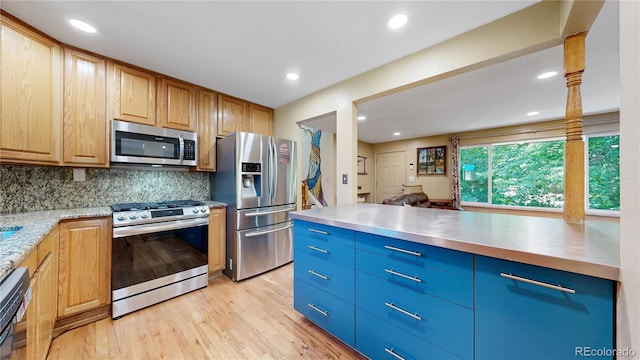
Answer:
xmin=0 ymin=201 xmax=226 ymax=282
xmin=289 ymin=203 xmax=620 ymax=281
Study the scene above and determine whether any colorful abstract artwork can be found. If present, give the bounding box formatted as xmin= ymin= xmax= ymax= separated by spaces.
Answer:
xmin=301 ymin=125 xmax=327 ymax=206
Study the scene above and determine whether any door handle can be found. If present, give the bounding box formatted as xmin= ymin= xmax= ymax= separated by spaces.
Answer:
xmin=245 ymin=224 xmax=293 ymax=238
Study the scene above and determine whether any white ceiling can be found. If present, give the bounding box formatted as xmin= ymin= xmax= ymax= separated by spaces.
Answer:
xmin=1 ymin=1 xmax=618 ymax=144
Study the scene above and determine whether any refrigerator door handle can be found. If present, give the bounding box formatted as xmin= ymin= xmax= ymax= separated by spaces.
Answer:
xmin=245 ymin=223 xmax=293 ymax=238
xmin=244 ymin=206 xmax=295 ymax=217
xmin=272 ymin=142 xmax=278 ymax=201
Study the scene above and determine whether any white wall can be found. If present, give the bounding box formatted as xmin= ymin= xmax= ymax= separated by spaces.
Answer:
xmin=618 ymin=0 xmax=640 ymax=354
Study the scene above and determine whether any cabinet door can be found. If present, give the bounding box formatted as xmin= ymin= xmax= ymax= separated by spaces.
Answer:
xmin=58 ymin=218 xmax=111 ymax=317
xmin=157 ymin=77 xmax=196 ymax=131
xmin=208 ymin=207 xmax=226 ymax=273
xmin=1 ymin=15 xmax=62 ymax=165
xmin=110 ymin=62 xmax=156 ymax=125
xmin=476 ymin=256 xmax=614 ymax=360
xmin=197 ymin=89 xmax=217 ymax=171
xmin=63 ymin=48 xmax=108 ymax=167
xmin=246 ymin=103 xmax=273 ymax=136
xmin=36 ymin=227 xmax=58 ymax=360
xmin=217 ymin=94 xmax=245 ymax=137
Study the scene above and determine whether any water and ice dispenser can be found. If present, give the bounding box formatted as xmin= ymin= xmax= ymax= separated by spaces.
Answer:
xmin=240 ymin=162 xmax=261 ymax=198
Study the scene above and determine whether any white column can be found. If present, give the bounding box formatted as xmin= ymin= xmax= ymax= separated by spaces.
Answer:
xmin=335 ymin=102 xmax=358 ymax=204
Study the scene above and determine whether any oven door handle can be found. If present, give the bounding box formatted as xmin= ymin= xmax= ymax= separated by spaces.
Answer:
xmin=244 ymin=223 xmax=293 ymax=238
xmin=113 ymin=217 xmax=209 ymax=238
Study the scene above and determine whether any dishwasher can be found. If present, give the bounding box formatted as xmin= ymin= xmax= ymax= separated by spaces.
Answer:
xmin=0 ymin=268 xmax=30 ymax=359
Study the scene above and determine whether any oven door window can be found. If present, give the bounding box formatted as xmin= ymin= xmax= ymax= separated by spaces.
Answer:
xmin=112 ymin=225 xmax=208 ymax=291
xmin=115 ymin=131 xmax=180 ymax=159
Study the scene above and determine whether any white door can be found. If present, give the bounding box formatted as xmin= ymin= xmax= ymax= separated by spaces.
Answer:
xmin=375 ymin=151 xmax=406 ymax=203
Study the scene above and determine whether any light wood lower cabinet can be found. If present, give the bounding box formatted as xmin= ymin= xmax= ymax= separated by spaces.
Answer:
xmin=16 ymin=226 xmax=59 ymax=360
xmin=208 ymin=207 xmax=227 ymax=274
xmin=58 ymin=217 xmax=111 ymax=317
xmin=1 ymin=14 xmax=63 ymax=165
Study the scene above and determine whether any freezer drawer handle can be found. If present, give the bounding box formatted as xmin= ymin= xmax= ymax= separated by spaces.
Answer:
xmin=245 ymin=224 xmax=293 ymax=238
xmin=307 ymin=228 xmax=329 ymax=235
xmin=307 ymin=245 xmax=329 ymax=254
xmin=500 ymin=273 xmax=576 ymax=294
xmin=384 ymin=302 xmax=422 ymax=321
xmin=308 ymin=303 xmax=328 ymax=317
xmin=307 ymin=269 xmax=329 ymax=280
xmin=384 ymin=245 xmax=422 ymax=257
xmin=244 ymin=207 xmax=294 ymax=217
xmin=384 ymin=348 xmax=407 ymax=360
xmin=384 ymin=269 xmax=422 ymax=283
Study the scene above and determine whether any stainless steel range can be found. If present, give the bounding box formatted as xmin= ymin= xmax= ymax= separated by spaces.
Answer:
xmin=111 ymin=200 xmax=209 ymax=318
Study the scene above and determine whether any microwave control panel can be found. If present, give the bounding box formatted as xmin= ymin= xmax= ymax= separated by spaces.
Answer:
xmin=184 ymin=140 xmax=196 ymax=161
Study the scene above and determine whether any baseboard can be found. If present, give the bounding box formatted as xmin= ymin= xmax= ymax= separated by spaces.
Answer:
xmin=52 ymin=304 xmax=111 ymax=338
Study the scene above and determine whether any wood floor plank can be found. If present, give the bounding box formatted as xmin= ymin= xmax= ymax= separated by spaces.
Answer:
xmin=47 ymin=263 xmax=365 ymax=360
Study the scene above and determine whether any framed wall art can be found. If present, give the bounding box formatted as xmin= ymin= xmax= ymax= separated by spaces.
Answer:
xmin=417 ymin=146 xmax=446 ymax=175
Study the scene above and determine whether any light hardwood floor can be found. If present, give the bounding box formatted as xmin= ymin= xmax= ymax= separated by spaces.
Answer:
xmin=47 ymin=263 xmax=366 ymax=359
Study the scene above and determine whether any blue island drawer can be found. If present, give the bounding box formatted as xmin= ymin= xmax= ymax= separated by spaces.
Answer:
xmin=356 ymin=232 xmax=473 ymax=278
xmin=294 ymin=278 xmax=355 ymax=347
xmin=356 ymin=308 xmax=463 ymax=360
xmin=294 ymin=250 xmax=355 ymax=303
xmin=294 ymin=229 xmax=354 ymax=268
xmin=356 ymin=247 xmax=473 ymax=308
xmin=356 ymin=270 xmax=473 ymax=359
xmin=476 ymin=256 xmax=614 ymax=360
xmin=294 ymin=220 xmax=355 ymax=248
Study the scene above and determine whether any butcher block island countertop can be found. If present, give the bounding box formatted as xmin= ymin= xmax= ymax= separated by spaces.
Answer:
xmin=289 ymin=203 xmax=620 ymax=281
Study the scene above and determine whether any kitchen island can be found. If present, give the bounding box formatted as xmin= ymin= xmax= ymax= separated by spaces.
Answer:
xmin=290 ymin=204 xmax=619 ymax=359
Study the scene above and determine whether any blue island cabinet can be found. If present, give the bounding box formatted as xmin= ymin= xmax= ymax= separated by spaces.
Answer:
xmin=475 ymin=256 xmax=615 ymax=360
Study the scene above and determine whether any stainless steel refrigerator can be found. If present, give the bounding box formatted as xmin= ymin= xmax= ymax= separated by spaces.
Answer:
xmin=211 ymin=132 xmax=297 ymax=281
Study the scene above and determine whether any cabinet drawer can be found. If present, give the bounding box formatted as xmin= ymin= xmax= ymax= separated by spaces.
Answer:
xmin=294 ymin=220 xmax=354 ymax=248
xmin=476 ymin=256 xmax=614 ymax=360
xmin=356 ymin=308 xmax=462 ymax=360
xmin=294 ymin=228 xmax=354 ymax=268
xmin=294 ymin=250 xmax=355 ymax=303
xmin=356 ymin=232 xmax=472 ymax=278
xmin=356 ymin=247 xmax=473 ymax=308
xmin=356 ymin=270 xmax=473 ymax=359
xmin=294 ymin=278 xmax=355 ymax=347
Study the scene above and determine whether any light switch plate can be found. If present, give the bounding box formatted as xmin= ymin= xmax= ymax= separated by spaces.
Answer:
xmin=409 ymin=176 xmax=415 ymax=182
xmin=73 ymin=168 xmax=86 ymax=182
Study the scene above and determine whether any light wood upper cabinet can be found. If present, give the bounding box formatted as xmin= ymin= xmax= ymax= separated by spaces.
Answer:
xmin=109 ymin=62 xmax=156 ymax=126
xmin=1 ymin=15 xmax=62 ymax=165
xmin=197 ymin=89 xmax=217 ymax=171
xmin=246 ymin=103 xmax=274 ymax=136
xmin=58 ymin=217 xmax=111 ymax=317
xmin=157 ymin=77 xmax=196 ymax=131
xmin=208 ymin=207 xmax=227 ymax=274
xmin=63 ymin=48 xmax=108 ymax=167
xmin=217 ymin=94 xmax=246 ymax=137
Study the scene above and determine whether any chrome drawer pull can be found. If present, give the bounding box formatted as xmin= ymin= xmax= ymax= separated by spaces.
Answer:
xmin=308 ymin=228 xmax=329 ymax=235
xmin=384 ymin=302 xmax=422 ymax=320
xmin=308 ymin=245 xmax=329 ymax=254
xmin=308 ymin=269 xmax=329 ymax=280
xmin=308 ymin=303 xmax=328 ymax=316
xmin=384 ymin=348 xmax=406 ymax=360
xmin=384 ymin=269 xmax=422 ymax=283
xmin=384 ymin=245 xmax=422 ymax=257
xmin=500 ymin=273 xmax=576 ymax=294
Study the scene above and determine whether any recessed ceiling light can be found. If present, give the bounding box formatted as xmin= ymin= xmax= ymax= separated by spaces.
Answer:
xmin=69 ymin=19 xmax=97 ymax=33
xmin=357 ymin=116 xmax=366 ymax=121
xmin=388 ymin=14 xmax=408 ymax=29
xmin=393 ymin=132 xmax=401 ymax=136
xmin=537 ymin=71 xmax=558 ymax=80
xmin=286 ymin=73 xmax=299 ymax=80
xmin=527 ymin=111 xmax=540 ymax=116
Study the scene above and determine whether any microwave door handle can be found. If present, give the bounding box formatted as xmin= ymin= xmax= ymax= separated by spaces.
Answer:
xmin=178 ymin=135 xmax=185 ymax=164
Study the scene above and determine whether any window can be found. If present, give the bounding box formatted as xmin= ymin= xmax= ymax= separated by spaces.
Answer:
xmin=587 ymin=134 xmax=620 ymax=211
xmin=460 ymin=134 xmax=620 ymax=214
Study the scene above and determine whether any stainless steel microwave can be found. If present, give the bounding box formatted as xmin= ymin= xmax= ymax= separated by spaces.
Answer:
xmin=111 ymin=120 xmax=197 ymax=166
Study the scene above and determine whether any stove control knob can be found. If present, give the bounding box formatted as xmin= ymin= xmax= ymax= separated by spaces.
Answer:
xmin=192 ymin=208 xmax=199 ymax=214
xmin=129 ymin=213 xmax=138 ymax=220
xmin=116 ymin=213 xmax=126 ymax=221
xmin=200 ymin=207 xmax=207 ymax=213
xmin=140 ymin=211 xmax=150 ymax=219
